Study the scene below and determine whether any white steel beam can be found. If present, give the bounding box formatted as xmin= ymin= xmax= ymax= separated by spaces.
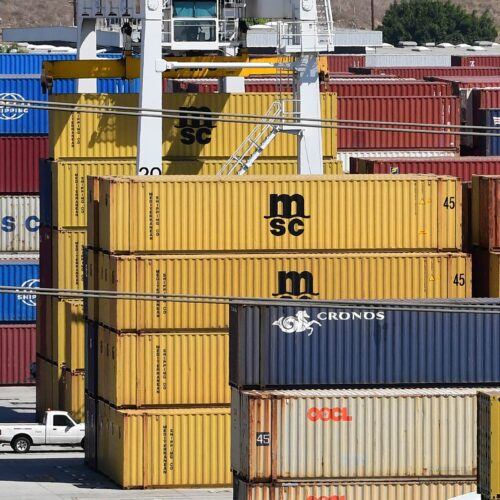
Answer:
xmin=76 ymin=18 xmax=97 ymax=93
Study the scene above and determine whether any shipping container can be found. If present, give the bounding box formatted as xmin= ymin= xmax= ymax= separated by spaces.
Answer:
xmin=36 ymin=294 xmax=51 ymax=361
xmin=478 ymin=391 xmax=500 ymax=499
xmin=95 ymin=252 xmax=471 ymax=332
xmin=478 ymin=252 xmax=500 ymax=297
xmin=0 ymin=196 xmax=39 ymax=252
xmin=365 ymin=54 xmax=452 ymax=67
xmin=85 ymin=321 xmax=98 ymax=397
xmin=350 ymin=156 xmax=500 ymax=181
xmin=336 ymin=150 xmax=457 ymax=173
xmin=0 ymin=53 xmax=76 ymax=74
xmin=232 ymin=387 xmax=482 ymax=481
xmin=85 ymin=392 xmax=97 ymax=469
xmin=64 ymin=300 xmax=84 ymax=372
xmin=48 ymin=159 xmax=342 ymax=229
xmin=350 ymin=66 xmax=500 ymax=78
xmin=52 ymin=229 xmax=86 ymax=290
xmin=472 ymin=175 xmax=500 ymax=249
xmin=233 ymin=478 xmax=477 ymax=500
xmin=327 ymin=55 xmax=366 ymax=73
xmin=0 ymin=256 xmax=38 ymax=322
xmin=49 ymin=93 xmax=337 ymax=159
xmin=0 ymin=324 xmax=35 ymax=385
xmin=96 ymin=175 xmax=462 ymax=254
xmin=476 ymin=109 xmax=500 ymax=156
xmin=229 ymin=300 xmax=500 ymax=388
xmin=427 ymin=75 xmax=500 ymax=90
xmin=39 ymin=161 xmax=52 ymax=227
xmin=39 ymin=226 xmax=51 ymax=289
xmin=35 ymin=355 xmax=61 ymax=422
xmin=0 ymin=137 xmax=48 ymax=194
xmin=472 ymin=248 xmax=491 ymax=298
xmin=62 ymin=369 xmax=84 ymax=423
xmin=473 ymin=88 xmax=500 ymax=110
xmin=98 ymin=328 xmax=229 ymax=407
xmin=452 ymin=55 xmax=500 ymax=67
xmin=97 ymin=403 xmax=231 ymax=488
xmin=337 ymin=96 xmax=460 ymax=150
xmin=50 ymin=298 xmax=69 ymax=366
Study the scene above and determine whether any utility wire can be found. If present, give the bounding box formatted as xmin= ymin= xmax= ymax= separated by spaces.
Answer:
xmin=1 ymin=98 xmax=498 ymax=138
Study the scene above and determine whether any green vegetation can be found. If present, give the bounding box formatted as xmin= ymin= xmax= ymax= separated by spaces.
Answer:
xmin=379 ymin=0 xmax=498 ymax=45
xmin=0 ymin=43 xmax=28 ymax=53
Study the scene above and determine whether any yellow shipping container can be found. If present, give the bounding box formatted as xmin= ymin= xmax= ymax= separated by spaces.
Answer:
xmin=64 ymin=300 xmax=85 ymax=372
xmin=35 ymin=355 xmax=62 ymax=422
xmin=93 ymin=252 xmax=471 ymax=331
xmin=49 ymin=93 xmax=337 ymax=159
xmin=62 ymin=369 xmax=85 ymax=423
xmin=98 ymin=328 xmax=229 ymax=407
xmin=52 ymin=229 xmax=86 ymax=290
xmin=478 ymin=391 xmax=500 ymax=499
xmin=97 ymin=402 xmax=231 ymax=488
xmin=51 ymin=159 xmax=342 ymax=229
xmin=96 ymin=175 xmax=462 ymax=254
xmin=36 ymin=295 xmax=52 ymax=362
xmin=50 ymin=298 xmax=68 ymax=366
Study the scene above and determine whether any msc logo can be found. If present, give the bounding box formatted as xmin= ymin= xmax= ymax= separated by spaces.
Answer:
xmin=264 ymin=193 xmax=309 ymax=237
xmin=0 ymin=93 xmax=28 ymax=121
xmin=272 ymin=310 xmax=321 ymax=336
xmin=1 ymin=215 xmax=40 ymax=233
xmin=16 ymin=278 xmax=39 ymax=307
xmin=176 ymin=106 xmax=215 ymax=145
xmin=308 ymin=407 xmax=353 ymax=422
xmin=272 ymin=271 xmax=319 ymax=300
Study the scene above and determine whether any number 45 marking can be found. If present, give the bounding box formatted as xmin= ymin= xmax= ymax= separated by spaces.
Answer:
xmin=256 ymin=432 xmax=271 ymax=447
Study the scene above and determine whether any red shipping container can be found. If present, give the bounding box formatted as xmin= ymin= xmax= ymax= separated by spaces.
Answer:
xmin=472 ymin=88 xmax=500 ymax=110
xmin=0 ymin=324 xmax=35 ymax=385
xmin=473 ymin=175 xmax=500 ymax=250
xmin=337 ymin=96 xmax=460 ymax=150
xmin=452 ymin=55 xmax=500 ymax=67
xmin=244 ymin=80 xmax=452 ymax=96
xmin=0 ymin=137 xmax=48 ymax=194
xmin=350 ymin=67 xmax=500 ymax=79
xmin=349 ymin=156 xmax=500 ymax=181
xmin=326 ymin=55 xmax=366 ymax=73
xmin=426 ymin=75 xmax=500 ymax=91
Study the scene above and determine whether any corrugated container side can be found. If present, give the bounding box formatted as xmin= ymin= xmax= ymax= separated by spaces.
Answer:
xmin=52 ymin=229 xmax=86 ymax=290
xmin=62 ymin=369 xmax=84 ymax=423
xmin=100 ymin=252 xmax=470 ymax=332
xmin=233 ymin=478 xmax=477 ymax=500
xmin=350 ymin=156 xmax=500 ymax=181
xmin=64 ymin=300 xmax=84 ymax=372
xmin=39 ymin=160 xmax=52 ymax=227
xmin=35 ymin=355 xmax=61 ymax=422
xmin=85 ymin=393 xmax=97 ymax=469
xmin=36 ymin=294 xmax=50 ymax=360
xmin=0 ymin=324 xmax=35 ymax=385
xmin=0 ymin=196 xmax=39 ymax=252
xmin=476 ymin=109 xmax=500 ymax=156
xmin=0 ymin=257 xmax=39 ymax=322
xmin=100 ymin=328 xmax=229 ymax=407
xmin=39 ymin=226 xmax=52 ymax=288
xmin=52 ymin=160 xmax=342 ymax=229
xmin=98 ymin=175 xmax=462 ymax=253
xmin=472 ymin=176 xmax=500 ymax=249
xmin=49 ymin=93 xmax=337 ymax=159
xmin=337 ymin=96 xmax=460 ymax=150
xmin=483 ymin=252 xmax=500 ymax=297
xmin=365 ymin=54 xmax=451 ymax=67
xmin=232 ymin=388 xmax=478 ymax=481
xmin=351 ymin=66 xmax=500 ymax=78
xmin=51 ymin=298 xmax=68 ymax=366
xmin=85 ymin=321 xmax=98 ymax=397
xmin=478 ymin=391 xmax=500 ymax=497
xmin=474 ymin=88 xmax=500 ymax=110
xmin=327 ymin=55 xmax=366 ymax=73
xmin=230 ymin=302 xmax=500 ymax=389
xmin=0 ymin=137 xmax=48 ymax=194
xmin=100 ymin=404 xmax=231 ymax=488
xmin=452 ymin=55 xmax=500 ymax=67
xmin=0 ymin=53 xmax=76 ymax=74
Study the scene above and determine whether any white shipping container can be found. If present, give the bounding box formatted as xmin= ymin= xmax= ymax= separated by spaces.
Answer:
xmin=232 ymin=388 xmax=481 ymax=481
xmin=0 ymin=196 xmax=39 ymax=252
xmin=233 ymin=477 xmax=477 ymax=500
xmin=365 ymin=53 xmax=452 ymax=67
xmin=337 ymin=150 xmax=458 ymax=172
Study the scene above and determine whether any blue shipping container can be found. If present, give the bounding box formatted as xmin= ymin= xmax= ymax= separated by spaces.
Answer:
xmin=230 ymin=300 xmax=500 ymax=388
xmin=478 ymin=109 xmax=500 ymax=156
xmin=0 ymin=52 xmax=122 ymax=74
xmin=0 ymin=258 xmax=39 ymax=322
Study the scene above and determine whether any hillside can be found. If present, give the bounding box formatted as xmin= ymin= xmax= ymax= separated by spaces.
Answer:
xmin=0 ymin=1 xmax=497 ymax=37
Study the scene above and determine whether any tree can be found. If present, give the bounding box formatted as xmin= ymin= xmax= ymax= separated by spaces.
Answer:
xmin=379 ymin=0 xmax=498 ymax=46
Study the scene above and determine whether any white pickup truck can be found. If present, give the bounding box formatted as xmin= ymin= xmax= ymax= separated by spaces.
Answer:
xmin=0 ymin=411 xmax=85 ymax=453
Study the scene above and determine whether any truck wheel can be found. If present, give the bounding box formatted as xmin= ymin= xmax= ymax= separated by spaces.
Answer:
xmin=11 ymin=436 xmax=31 ymax=453
xmin=81 ymin=438 xmax=85 ymax=450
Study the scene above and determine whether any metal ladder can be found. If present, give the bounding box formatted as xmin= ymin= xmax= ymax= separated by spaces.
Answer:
xmin=316 ymin=0 xmax=335 ymax=48
xmin=217 ymin=100 xmax=292 ymax=175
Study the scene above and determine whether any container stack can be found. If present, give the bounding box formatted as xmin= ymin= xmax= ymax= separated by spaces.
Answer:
xmin=230 ymin=299 xmax=500 ymax=498
xmin=471 ymin=175 xmax=500 ymax=297
xmin=83 ymin=173 xmax=470 ymax=489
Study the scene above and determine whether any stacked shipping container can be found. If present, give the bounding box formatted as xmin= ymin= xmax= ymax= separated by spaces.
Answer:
xmin=84 ymin=174 xmax=470 ymax=491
